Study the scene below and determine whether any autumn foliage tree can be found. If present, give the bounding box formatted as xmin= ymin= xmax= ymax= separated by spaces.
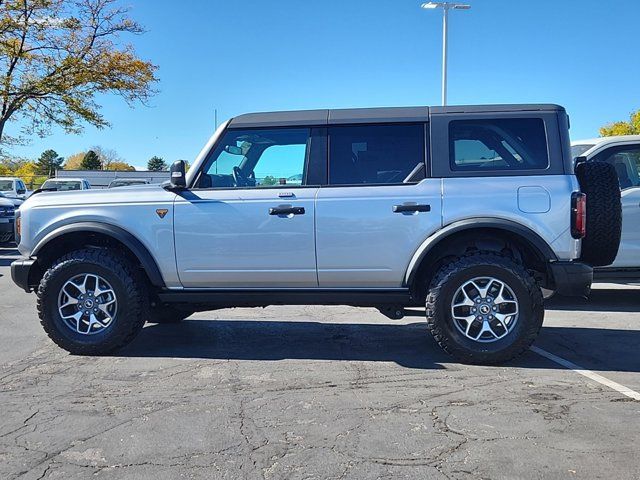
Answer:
xmin=600 ymin=110 xmax=640 ymax=137
xmin=0 ymin=0 xmax=158 ymax=146
xmin=63 ymin=151 xmax=85 ymax=169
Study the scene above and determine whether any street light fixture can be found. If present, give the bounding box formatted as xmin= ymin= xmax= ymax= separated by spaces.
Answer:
xmin=420 ymin=2 xmax=471 ymax=106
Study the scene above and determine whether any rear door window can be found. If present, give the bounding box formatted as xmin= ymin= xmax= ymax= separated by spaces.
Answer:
xmin=328 ymin=124 xmax=425 ymax=185
xmin=450 ymin=118 xmax=549 ymax=172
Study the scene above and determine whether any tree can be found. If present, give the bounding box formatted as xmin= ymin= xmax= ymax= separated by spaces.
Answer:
xmin=13 ymin=161 xmax=46 ymax=189
xmin=600 ymin=110 xmax=640 ymax=137
xmin=262 ymin=175 xmax=277 ymax=186
xmin=92 ymin=146 xmax=122 ymax=170
xmin=0 ymin=0 xmax=158 ymax=145
xmin=108 ymin=161 xmax=135 ymax=171
xmin=147 ymin=156 xmax=167 ymax=171
xmin=80 ymin=150 xmax=101 ymax=170
xmin=64 ymin=152 xmax=86 ymax=170
xmin=36 ymin=149 xmax=64 ymax=176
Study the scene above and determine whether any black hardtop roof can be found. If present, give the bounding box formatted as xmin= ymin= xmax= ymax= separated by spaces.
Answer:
xmin=228 ymin=104 xmax=565 ymax=129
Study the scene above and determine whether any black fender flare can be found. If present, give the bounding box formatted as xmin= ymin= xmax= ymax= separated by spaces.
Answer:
xmin=404 ymin=218 xmax=558 ymax=286
xmin=32 ymin=222 xmax=166 ymax=287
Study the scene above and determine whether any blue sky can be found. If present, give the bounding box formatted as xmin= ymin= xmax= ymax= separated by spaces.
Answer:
xmin=7 ymin=0 xmax=640 ymax=168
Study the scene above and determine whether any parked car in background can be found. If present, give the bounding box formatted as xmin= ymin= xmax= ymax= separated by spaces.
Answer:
xmin=41 ymin=178 xmax=91 ymax=191
xmin=0 ymin=193 xmax=16 ymax=245
xmin=572 ymin=135 xmax=640 ymax=284
xmin=0 ymin=177 xmax=30 ymax=206
xmin=108 ymin=179 xmax=150 ymax=188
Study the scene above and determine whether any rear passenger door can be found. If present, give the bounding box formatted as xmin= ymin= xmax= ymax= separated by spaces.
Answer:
xmin=592 ymin=144 xmax=640 ymax=268
xmin=315 ymin=123 xmax=442 ymax=288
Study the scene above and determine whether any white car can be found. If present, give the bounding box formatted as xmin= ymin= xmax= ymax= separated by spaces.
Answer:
xmin=572 ymin=135 xmax=640 ymax=283
xmin=41 ymin=178 xmax=91 ymax=191
xmin=0 ymin=177 xmax=30 ymax=206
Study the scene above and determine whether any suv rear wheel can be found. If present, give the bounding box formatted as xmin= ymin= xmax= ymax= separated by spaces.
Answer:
xmin=37 ymin=248 xmax=147 ymax=355
xmin=426 ymin=253 xmax=543 ymax=364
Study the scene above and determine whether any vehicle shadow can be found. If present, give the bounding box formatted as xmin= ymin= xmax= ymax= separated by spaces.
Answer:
xmin=118 ymin=319 xmax=640 ymax=373
xmin=547 ymin=289 xmax=640 ymax=313
xmin=120 ymin=320 xmax=449 ymax=370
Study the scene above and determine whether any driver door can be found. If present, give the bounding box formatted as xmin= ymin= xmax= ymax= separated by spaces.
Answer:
xmin=174 ymin=127 xmax=320 ymax=288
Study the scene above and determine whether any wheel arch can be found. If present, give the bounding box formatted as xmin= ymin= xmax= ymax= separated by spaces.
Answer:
xmin=405 ymin=218 xmax=558 ymax=292
xmin=31 ymin=222 xmax=165 ymax=288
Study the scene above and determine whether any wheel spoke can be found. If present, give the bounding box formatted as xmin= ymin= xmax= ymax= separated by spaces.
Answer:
xmin=475 ymin=320 xmax=499 ymax=341
xmin=59 ymin=297 xmax=78 ymax=309
xmin=470 ymin=280 xmax=490 ymax=299
xmin=453 ymin=288 xmax=474 ymax=308
xmin=494 ymin=312 xmax=511 ymax=332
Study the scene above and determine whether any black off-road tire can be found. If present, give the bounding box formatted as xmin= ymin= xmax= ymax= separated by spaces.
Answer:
xmin=575 ymin=161 xmax=622 ymax=267
xmin=147 ymin=305 xmax=194 ymax=324
xmin=37 ymin=248 xmax=148 ymax=355
xmin=426 ymin=253 xmax=544 ymax=365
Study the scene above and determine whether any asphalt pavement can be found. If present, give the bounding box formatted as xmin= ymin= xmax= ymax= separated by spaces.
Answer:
xmin=1 ymin=246 xmax=639 ymax=480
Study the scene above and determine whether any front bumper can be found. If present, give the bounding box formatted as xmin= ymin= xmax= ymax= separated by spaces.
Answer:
xmin=550 ymin=261 xmax=593 ymax=297
xmin=11 ymin=257 xmax=36 ymax=293
xmin=0 ymin=218 xmax=14 ymax=242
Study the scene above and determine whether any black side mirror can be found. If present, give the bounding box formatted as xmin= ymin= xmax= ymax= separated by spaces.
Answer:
xmin=170 ymin=160 xmax=186 ymax=189
xmin=17 ymin=189 xmax=26 ymax=195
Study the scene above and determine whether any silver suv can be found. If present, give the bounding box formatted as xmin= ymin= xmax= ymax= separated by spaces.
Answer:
xmin=10 ymin=105 xmax=621 ymax=364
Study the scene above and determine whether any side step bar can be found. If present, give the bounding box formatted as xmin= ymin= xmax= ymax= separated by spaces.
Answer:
xmin=157 ymin=289 xmax=418 ymax=309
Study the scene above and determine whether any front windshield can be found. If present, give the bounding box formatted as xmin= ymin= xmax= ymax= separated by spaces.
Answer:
xmin=0 ymin=180 xmax=13 ymax=190
xmin=571 ymin=144 xmax=595 ymax=159
xmin=42 ymin=180 xmax=82 ymax=191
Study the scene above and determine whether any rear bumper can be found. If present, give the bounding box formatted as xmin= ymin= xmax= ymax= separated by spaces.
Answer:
xmin=11 ymin=257 xmax=36 ymax=293
xmin=550 ymin=261 xmax=593 ymax=297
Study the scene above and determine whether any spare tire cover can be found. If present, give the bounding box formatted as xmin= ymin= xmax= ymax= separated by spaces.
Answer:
xmin=575 ymin=161 xmax=622 ymax=267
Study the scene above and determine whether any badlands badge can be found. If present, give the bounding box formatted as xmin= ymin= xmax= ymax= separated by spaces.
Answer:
xmin=156 ymin=209 xmax=168 ymax=219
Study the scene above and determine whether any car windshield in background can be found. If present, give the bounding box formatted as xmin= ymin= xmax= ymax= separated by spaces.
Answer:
xmin=109 ymin=180 xmax=148 ymax=188
xmin=42 ymin=180 xmax=82 ymax=191
xmin=0 ymin=180 xmax=13 ymax=190
xmin=571 ymin=144 xmax=595 ymax=159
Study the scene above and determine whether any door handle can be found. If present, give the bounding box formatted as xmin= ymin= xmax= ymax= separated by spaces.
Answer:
xmin=393 ymin=204 xmax=431 ymax=213
xmin=269 ymin=206 xmax=305 ymax=216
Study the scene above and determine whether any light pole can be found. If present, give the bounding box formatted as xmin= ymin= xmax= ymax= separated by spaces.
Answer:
xmin=421 ymin=2 xmax=471 ymax=106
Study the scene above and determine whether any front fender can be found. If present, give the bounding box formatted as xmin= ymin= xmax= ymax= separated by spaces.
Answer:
xmin=32 ymin=222 xmax=166 ymax=287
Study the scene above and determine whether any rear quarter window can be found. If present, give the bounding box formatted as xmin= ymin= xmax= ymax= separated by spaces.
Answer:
xmin=450 ymin=118 xmax=549 ymax=172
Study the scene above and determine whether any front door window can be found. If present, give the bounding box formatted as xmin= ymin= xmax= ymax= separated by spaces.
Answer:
xmin=197 ymin=128 xmax=310 ymax=188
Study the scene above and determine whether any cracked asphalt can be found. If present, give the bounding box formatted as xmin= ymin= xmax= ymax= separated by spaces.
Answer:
xmin=1 ymin=247 xmax=640 ymax=480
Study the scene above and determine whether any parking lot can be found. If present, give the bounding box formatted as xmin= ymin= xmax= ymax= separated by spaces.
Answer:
xmin=1 ymin=246 xmax=639 ymax=480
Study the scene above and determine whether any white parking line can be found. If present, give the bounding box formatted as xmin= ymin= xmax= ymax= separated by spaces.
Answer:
xmin=531 ymin=346 xmax=640 ymax=401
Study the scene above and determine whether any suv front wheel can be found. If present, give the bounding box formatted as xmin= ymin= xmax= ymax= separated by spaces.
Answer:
xmin=37 ymin=248 xmax=148 ymax=355
xmin=426 ymin=253 xmax=543 ymax=364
